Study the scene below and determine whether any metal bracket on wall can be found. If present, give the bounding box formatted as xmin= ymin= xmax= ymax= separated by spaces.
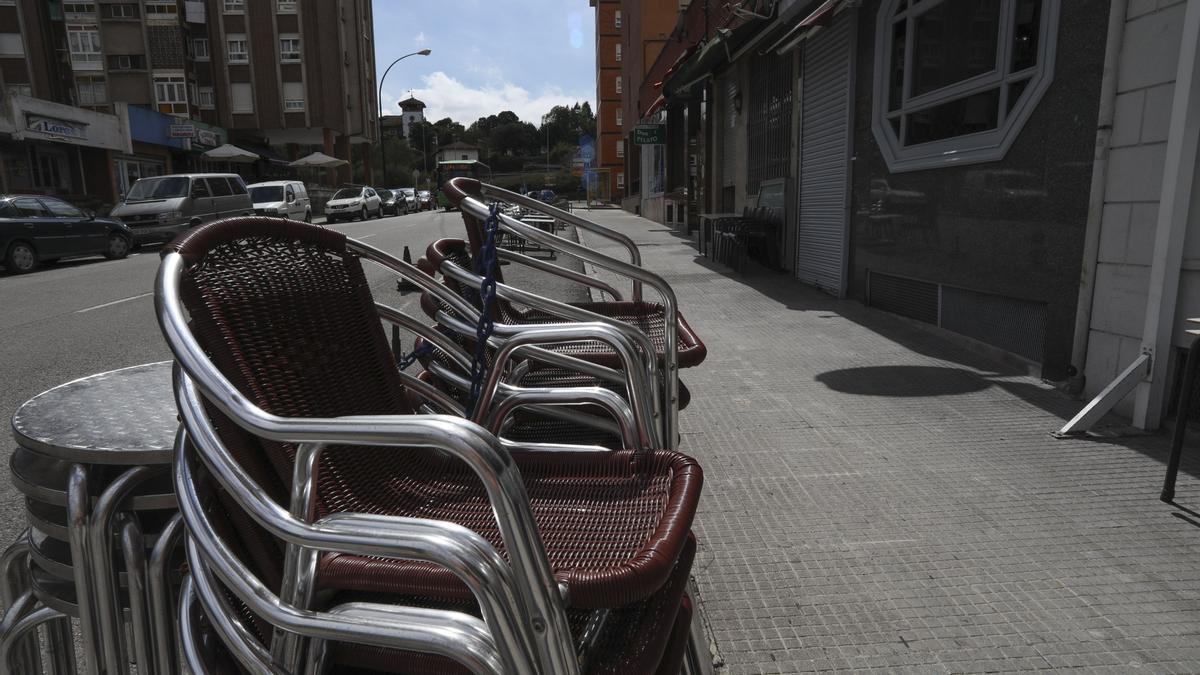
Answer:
xmin=1054 ymin=352 xmax=1153 ymax=437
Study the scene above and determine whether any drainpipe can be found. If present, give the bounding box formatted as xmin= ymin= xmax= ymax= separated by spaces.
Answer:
xmin=1067 ymin=0 xmax=1127 ymax=396
xmin=1133 ymin=0 xmax=1200 ymax=429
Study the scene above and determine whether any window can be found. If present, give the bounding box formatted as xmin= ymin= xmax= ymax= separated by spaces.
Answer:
xmin=615 ymin=75 xmax=622 ymax=94
xmin=106 ymin=4 xmax=137 ymax=18
xmin=223 ymin=0 xmax=244 ymax=12
xmin=192 ymin=38 xmax=209 ymax=60
xmin=615 ymin=109 xmax=622 ymax=127
xmin=616 ymin=139 xmax=624 ymax=158
xmin=614 ymin=9 xmax=621 ymax=27
xmin=29 ymin=149 xmax=69 ymax=190
xmin=153 ymin=74 xmax=188 ymax=114
xmin=277 ymin=0 xmax=296 ymax=12
xmin=283 ymin=81 xmax=304 ymax=111
xmin=13 ymin=198 xmax=51 ymax=217
xmin=227 ymin=34 xmax=248 ymax=63
xmin=75 ymin=76 xmax=107 ymax=106
xmin=144 ymin=1 xmax=177 ymax=18
xmin=198 ymin=86 xmax=215 ymax=109
xmin=63 ymin=2 xmax=95 ymax=17
xmin=206 ymin=177 xmax=233 ymax=197
xmin=107 ymin=54 xmax=145 ymax=70
xmin=0 ymin=33 xmax=23 ymax=56
xmin=4 ymin=84 xmax=32 ymax=98
xmin=279 ymin=35 xmax=301 ymax=62
xmin=617 ymin=172 xmax=625 ymax=188
xmin=66 ymin=25 xmax=102 ymax=70
xmin=747 ymin=50 xmax=793 ymax=192
xmin=230 ymin=82 xmax=253 ymax=113
xmin=615 ymin=43 xmax=621 ymax=62
xmin=41 ymin=197 xmax=84 ymax=218
xmin=872 ymin=0 xmax=1059 ymax=172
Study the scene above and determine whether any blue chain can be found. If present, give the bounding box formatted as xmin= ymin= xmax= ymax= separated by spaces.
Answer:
xmin=466 ymin=202 xmax=502 ymax=417
xmin=397 ymin=342 xmax=435 ymax=371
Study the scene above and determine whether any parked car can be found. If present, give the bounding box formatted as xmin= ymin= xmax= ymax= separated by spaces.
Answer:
xmin=398 ymin=188 xmax=418 ymax=213
xmin=537 ymin=189 xmax=558 ymax=203
xmin=417 ymin=190 xmax=433 ymax=210
xmin=110 ymin=173 xmax=253 ymax=245
xmin=378 ymin=189 xmax=405 ymax=216
xmin=0 ymin=194 xmax=133 ymax=273
xmin=248 ymin=180 xmax=311 ymax=222
xmin=324 ymin=186 xmax=382 ymax=223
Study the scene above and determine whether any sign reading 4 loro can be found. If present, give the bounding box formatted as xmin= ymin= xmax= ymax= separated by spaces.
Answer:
xmin=633 ymin=124 xmax=666 ymax=145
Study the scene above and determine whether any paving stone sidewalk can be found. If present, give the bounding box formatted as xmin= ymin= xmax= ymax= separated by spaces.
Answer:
xmin=568 ymin=206 xmax=1200 ymax=674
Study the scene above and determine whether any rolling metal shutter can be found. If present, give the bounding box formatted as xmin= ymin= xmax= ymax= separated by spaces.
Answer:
xmin=795 ymin=12 xmax=853 ymax=297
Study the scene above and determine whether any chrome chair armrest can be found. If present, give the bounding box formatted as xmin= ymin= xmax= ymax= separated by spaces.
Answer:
xmin=497 ymin=248 xmax=624 ymax=301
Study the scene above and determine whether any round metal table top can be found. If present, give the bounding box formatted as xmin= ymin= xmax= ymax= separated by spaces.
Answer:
xmin=12 ymin=362 xmax=176 ymax=465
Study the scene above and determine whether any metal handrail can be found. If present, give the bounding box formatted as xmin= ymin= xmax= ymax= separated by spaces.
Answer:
xmin=158 ymin=251 xmax=578 ymax=674
xmin=497 ymin=248 xmax=625 ymax=301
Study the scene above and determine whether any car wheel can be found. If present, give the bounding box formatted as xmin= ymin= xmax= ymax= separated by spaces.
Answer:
xmin=5 ymin=241 xmax=37 ymax=274
xmin=376 ymin=206 xmax=383 ymax=219
xmin=359 ymin=207 xmax=367 ymax=221
xmin=104 ymin=233 xmax=131 ymax=260
xmin=305 ymin=210 xmax=312 ymax=223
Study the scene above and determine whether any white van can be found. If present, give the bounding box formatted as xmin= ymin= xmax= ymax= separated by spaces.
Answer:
xmin=247 ymin=180 xmax=311 ymax=222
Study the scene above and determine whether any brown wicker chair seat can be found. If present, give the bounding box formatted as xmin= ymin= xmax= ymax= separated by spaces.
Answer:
xmin=425 ymin=238 xmax=707 ymax=370
xmin=167 ymin=218 xmax=702 ymax=615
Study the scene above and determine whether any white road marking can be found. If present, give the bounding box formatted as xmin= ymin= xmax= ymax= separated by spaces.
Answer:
xmin=357 ymin=233 xmax=379 ymax=239
xmin=75 ymin=292 xmax=153 ymax=313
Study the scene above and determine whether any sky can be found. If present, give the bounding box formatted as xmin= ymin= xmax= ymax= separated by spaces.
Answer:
xmin=373 ymin=1 xmax=596 ymax=126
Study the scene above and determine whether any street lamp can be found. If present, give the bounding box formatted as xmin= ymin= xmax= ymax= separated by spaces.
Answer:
xmin=378 ymin=48 xmax=431 ymax=186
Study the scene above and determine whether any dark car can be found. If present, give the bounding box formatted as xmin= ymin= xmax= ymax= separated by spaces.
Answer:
xmin=417 ymin=190 xmax=433 ymax=210
xmin=537 ymin=189 xmax=557 ymax=203
xmin=377 ymin=189 xmax=402 ymax=216
xmin=0 ymin=195 xmax=132 ymax=273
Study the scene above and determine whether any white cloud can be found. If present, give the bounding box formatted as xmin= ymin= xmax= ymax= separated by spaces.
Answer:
xmin=409 ymin=71 xmax=591 ymax=126
xmin=413 ymin=31 xmax=427 ymax=45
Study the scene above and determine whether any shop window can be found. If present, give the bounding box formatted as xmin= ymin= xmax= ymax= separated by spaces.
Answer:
xmin=278 ymin=0 xmax=297 ymax=12
xmin=223 ymin=0 xmax=244 ymax=13
xmin=107 ymin=54 xmax=146 ymax=70
xmin=153 ymin=74 xmax=188 ymax=115
xmin=116 ymin=157 xmax=164 ymax=195
xmin=279 ymin=35 xmax=301 ymax=62
xmin=66 ymin=25 xmax=102 ymax=70
xmin=193 ymin=38 xmax=209 ymax=61
xmin=227 ymin=34 xmax=248 ymax=63
xmin=29 ymin=149 xmax=69 ymax=191
xmin=746 ymin=50 xmax=793 ymax=193
xmin=283 ymin=81 xmax=305 ymax=112
xmin=106 ymin=4 xmax=138 ymax=19
xmin=198 ymin=86 xmax=215 ymax=109
xmin=873 ymin=0 xmax=1059 ymax=172
xmin=75 ymin=76 xmax=107 ymax=106
xmin=230 ymin=82 xmax=253 ymax=113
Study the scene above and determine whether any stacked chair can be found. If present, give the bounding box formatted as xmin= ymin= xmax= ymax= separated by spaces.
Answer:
xmin=157 ymin=194 xmax=709 ymax=673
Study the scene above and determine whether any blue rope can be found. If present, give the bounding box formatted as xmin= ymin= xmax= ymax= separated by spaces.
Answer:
xmin=396 ymin=342 xmax=435 ymax=371
xmin=465 ymin=202 xmax=502 ymax=417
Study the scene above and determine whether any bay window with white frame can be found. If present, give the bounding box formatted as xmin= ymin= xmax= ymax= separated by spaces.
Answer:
xmin=871 ymin=0 xmax=1059 ymax=172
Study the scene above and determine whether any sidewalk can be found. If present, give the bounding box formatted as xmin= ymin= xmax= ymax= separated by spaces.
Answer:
xmin=571 ymin=208 xmax=1200 ymax=673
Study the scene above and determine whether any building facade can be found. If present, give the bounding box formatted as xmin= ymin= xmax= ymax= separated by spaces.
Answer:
xmin=435 ymin=141 xmax=479 ymax=164
xmin=0 ymin=0 xmax=377 ymax=206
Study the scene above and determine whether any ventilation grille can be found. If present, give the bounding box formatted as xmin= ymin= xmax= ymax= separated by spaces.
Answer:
xmin=869 ymin=271 xmax=1047 ymax=363
xmin=868 ymin=272 xmax=938 ymax=325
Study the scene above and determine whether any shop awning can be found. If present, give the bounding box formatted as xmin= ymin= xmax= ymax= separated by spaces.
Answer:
xmin=645 ymin=95 xmax=667 ymax=118
xmin=289 ymin=151 xmax=348 ymax=168
xmin=202 ymin=143 xmax=259 ymax=163
xmin=764 ymin=0 xmax=843 ymax=54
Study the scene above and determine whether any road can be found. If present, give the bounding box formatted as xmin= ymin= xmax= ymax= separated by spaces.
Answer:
xmin=0 ymin=208 xmax=586 ymax=546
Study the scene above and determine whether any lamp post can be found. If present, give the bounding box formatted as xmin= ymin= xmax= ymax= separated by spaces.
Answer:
xmin=378 ymin=48 xmax=430 ymax=187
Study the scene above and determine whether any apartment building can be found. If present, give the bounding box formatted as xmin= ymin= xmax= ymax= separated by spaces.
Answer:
xmin=0 ymin=0 xmax=376 ymax=202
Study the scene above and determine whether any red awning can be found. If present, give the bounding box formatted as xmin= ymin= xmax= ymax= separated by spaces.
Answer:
xmin=644 ymin=95 xmax=667 ymax=119
xmin=798 ymin=0 xmax=838 ymax=28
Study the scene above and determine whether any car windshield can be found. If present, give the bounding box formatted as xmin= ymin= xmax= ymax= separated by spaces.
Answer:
xmin=125 ymin=177 xmax=189 ymax=202
xmin=249 ymin=186 xmax=284 ymax=203
xmin=332 ymin=188 xmax=361 ymax=200
xmin=418 ymin=191 xmax=430 ymax=197
xmin=377 ymin=190 xmax=393 ymax=200
xmin=401 ymin=189 xmax=415 ymax=197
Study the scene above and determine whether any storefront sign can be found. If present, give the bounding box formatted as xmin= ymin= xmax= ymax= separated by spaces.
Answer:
xmin=195 ymin=129 xmax=218 ymax=147
xmin=169 ymin=124 xmax=196 ymax=139
xmin=25 ymin=115 xmax=88 ymax=142
xmin=633 ymin=124 xmax=666 ymax=145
